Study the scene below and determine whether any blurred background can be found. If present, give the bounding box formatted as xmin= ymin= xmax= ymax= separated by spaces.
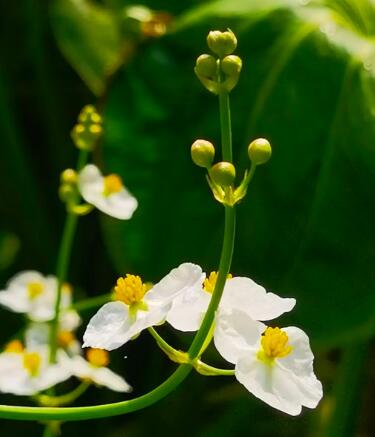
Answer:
xmin=0 ymin=0 xmax=374 ymax=435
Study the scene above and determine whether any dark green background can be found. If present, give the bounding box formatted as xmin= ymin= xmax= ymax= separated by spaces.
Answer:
xmin=0 ymin=0 xmax=374 ymax=435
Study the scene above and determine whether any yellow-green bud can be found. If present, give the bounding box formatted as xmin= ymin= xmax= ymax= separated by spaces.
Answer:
xmin=72 ymin=105 xmax=102 ymax=151
xmin=59 ymin=184 xmax=76 ymax=203
xmin=210 ymin=162 xmax=236 ymax=186
xmin=195 ymin=54 xmax=217 ymax=79
xmin=248 ymin=138 xmax=272 ymax=165
xmin=191 ymin=140 xmax=215 ymax=168
xmin=221 ymin=55 xmax=242 ymax=76
xmin=207 ymin=30 xmax=237 ymax=58
xmin=60 ymin=169 xmax=78 ymax=185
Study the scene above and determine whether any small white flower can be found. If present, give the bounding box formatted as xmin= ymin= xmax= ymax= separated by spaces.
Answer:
xmin=26 ymin=309 xmax=82 ymax=356
xmin=78 ymin=164 xmax=138 ymax=220
xmin=167 ymin=271 xmax=295 ymax=332
xmin=0 ymin=340 xmax=72 ymax=396
xmin=83 ymin=263 xmax=205 ymax=351
xmin=214 ymin=309 xmax=323 ymax=415
xmin=71 ymin=348 xmax=131 ymax=393
xmin=0 ymin=271 xmax=72 ymax=322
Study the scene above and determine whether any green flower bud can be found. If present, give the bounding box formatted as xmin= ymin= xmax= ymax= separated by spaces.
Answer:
xmin=195 ymin=54 xmax=217 ymax=79
xmin=248 ymin=138 xmax=272 ymax=165
xmin=72 ymin=105 xmax=103 ymax=151
xmin=221 ymin=55 xmax=242 ymax=76
xmin=210 ymin=162 xmax=236 ymax=186
xmin=60 ymin=169 xmax=78 ymax=185
xmin=59 ymin=184 xmax=76 ymax=203
xmin=191 ymin=139 xmax=215 ymax=168
xmin=207 ymin=29 xmax=237 ymax=58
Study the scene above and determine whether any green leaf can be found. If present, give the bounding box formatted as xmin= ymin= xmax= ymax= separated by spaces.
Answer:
xmin=101 ymin=0 xmax=375 ymax=346
xmin=50 ymin=0 xmax=123 ymax=95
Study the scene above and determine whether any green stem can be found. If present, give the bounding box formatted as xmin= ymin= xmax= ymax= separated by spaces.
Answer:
xmin=72 ymin=293 xmax=112 ymax=313
xmin=219 ymin=90 xmax=232 ymax=162
xmin=49 ymin=150 xmax=89 ymax=363
xmin=36 ymin=382 xmax=91 ymax=407
xmin=148 ymin=328 xmax=234 ymax=376
xmin=188 ymin=205 xmax=235 ymax=358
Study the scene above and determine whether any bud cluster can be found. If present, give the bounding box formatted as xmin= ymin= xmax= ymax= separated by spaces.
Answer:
xmin=191 ymin=136 xmax=272 ymax=206
xmin=71 ymin=105 xmax=103 ymax=151
xmin=194 ymin=29 xmax=242 ymax=94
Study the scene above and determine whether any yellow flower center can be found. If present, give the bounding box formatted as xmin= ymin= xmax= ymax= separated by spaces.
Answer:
xmin=5 ymin=339 xmax=24 ymax=353
xmin=87 ymin=348 xmax=109 ymax=367
xmin=103 ymin=174 xmax=123 ymax=196
xmin=114 ymin=274 xmax=148 ymax=306
xmin=58 ymin=330 xmax=75 ymax=348
xmin=27 ymin=282 xmax=44 ymax=299
xmin=62 ymin=283 xmax=73 ymax=294
xmin=203 ymin=271 xmax=232 ymax=293
xmin=23 ymin=352 xmax=41 ymax=377
xmin=257 ymin=327 xmax=292 ymax=365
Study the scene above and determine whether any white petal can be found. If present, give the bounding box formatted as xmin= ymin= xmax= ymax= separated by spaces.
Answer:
xmin=0 ymin=270 xmax=43 ymax=313
xmin=221 ymin=277 xmax=296 ymax=321
xmin=167 ymin=287 xmax=210 ymax=331
xmin=25 ymin=323 xmax=49 ymax=348
xmin=60 ymin=309 xmax=81 ymax=331
xmin=83 ymin=301 xmax=134 ymax=350
xmin=145 ymin=263 xmax=205 ymax=306
xmin=214 ymin=309 xmax=265 ymax=364
xmin=71 ymin=356 xmax=132 ymax=392
xmin=236 ymin=354 xmax=303 ymax=415
xmin=78 ymin=164 xmax=138 ymax=220
xmin=277 ymin=327 xmax=323 ymax=408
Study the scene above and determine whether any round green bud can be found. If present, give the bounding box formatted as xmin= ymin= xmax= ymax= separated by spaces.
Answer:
xmin=59 ymin=184 xmax=76 ymax=202
xmin=210 ymin=162 xmax=236 ymax=186
xmin=60 ymin=168 xmax=78 ymax=185
xmin=221 ymin=55 xmax=242 ymax=76
xmin=248 ymin=138 xmax=272 ymax=165
xmin=191 ymin=139 xmax=215 ymax=168
xmin=207 ymin=30 xmax=237 ymax=58
xmin=195 ymin=54 xmax=217 ymax=79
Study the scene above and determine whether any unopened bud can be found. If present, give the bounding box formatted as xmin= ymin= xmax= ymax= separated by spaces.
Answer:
xmin=221 ymin=55 xmax=242 ymax=76
xmin=195 ymin=54 xmax=217 ymax=79
xmin=191 ymin=140 xmax=215 ymax=168
xmin=72 ymin=105 xmax=103 ymax=151
xmin=248 ymin=138 xmax=272 ymax=165
xmin=210 ymin=162 xmax=236 ymax=186
xmin=59 ymin=184 xmax=76 ymax=203
xmin=207 ymin=30 xmax=237 ymax=58
xmin=60 ymin=169 xmax=77 ymax=185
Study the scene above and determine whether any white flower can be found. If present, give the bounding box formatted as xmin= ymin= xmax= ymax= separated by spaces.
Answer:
xmin=71 ymin=348 xmax=131 ymax=393
xmin=78 ymin=164 xmax=138 ymax=220
xmin=26 ymin=309 xmax=82 ymax=355
xmin=0 ymin=271 xmax=73 ymax=322
xmin=214 ymin=309 xmax=323 ymax=415
xmin=167 ymin=272 xmax=295 ymax=332
xmin=0 ymin=340 xmax=72 ymax=396
xmin=83 ymin=263 xmax=205 ymax=351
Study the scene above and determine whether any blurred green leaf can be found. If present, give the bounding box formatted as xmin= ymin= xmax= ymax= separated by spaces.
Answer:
xmin=50 ymin=0 xmax=123 ymax=95
xmin=101 ymin=0 xmax=375 ymax=347
xmin=0 ymin=231 xmax=19 ymax=271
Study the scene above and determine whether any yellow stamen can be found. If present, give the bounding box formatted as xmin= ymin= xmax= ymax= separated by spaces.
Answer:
xmin=62 ymin=282 xmax=73 ymax=294
xmin=87 ymin=348 xmax=109 ymax=367
xmin=27 ymin=282 xmax=44 ymax=299
xmin=5 ymin=340 xmax=24 ymax=353
xmin=58 ymin=330 xmax=75 ymax=348
xmin=23 ymin=352 xmax=41 ymax=377
xmin=257 ymin=327 xmax=292 ymax=365
xmin=114 ymin=274 xmax=148 ymax=306
xmin=103 ymin=174 xmax=123 ymax=197
xmin=203 ymin=271 xmax=232 ymax=293
xmin=89 ymin=124 xmax=102 ymax=134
